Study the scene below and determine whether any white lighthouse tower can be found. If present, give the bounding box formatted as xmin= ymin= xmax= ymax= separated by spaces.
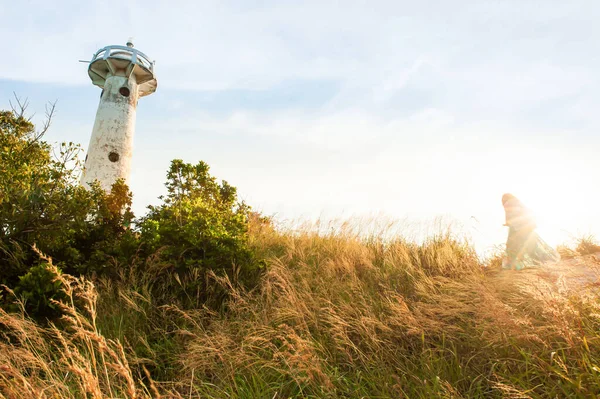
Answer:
xmin=81 ymin=40 xmax=157 ymax=191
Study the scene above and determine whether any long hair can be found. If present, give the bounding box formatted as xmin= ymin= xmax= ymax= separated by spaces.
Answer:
xmin=502 ymin=193 xmax=518 ymax=206
xmin=502 ymin=193 xmax=535 ymax=230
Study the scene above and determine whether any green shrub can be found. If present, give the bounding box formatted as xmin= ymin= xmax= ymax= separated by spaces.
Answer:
xmin=138 ymin=159 xmax=264 ymax=308
xmin=0 ymin=106 xmax=135 ymax=318
xmin=13 ymin=261 xmax=67 ymax=319
xmin=72 ymin=179 xmax=139 ymax=277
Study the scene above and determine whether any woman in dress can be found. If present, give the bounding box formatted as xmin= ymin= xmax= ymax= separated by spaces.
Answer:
xmin=502 ymin=193 xmax=558 ymax=270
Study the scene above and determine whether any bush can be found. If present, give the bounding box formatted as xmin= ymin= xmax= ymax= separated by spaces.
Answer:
xmin=72 ymin=179 xmax=139 ymax=277
xmin=13 ymin=260 xmax=67 ymax=320
xmin=1 ymin=103 xmax=264 ymax=316
xmin=138 ymin=160 xmax=264 ymax=308
xmin=0 ymin=106 xmax=135 ymax=318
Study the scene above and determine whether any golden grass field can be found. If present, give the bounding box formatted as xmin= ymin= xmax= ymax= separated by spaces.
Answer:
xmin=2 ymin=219 xmax=600 ymax=398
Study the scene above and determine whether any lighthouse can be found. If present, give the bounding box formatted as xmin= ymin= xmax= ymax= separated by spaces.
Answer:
xmin=81 ymin=40 xmax=157 ymax=191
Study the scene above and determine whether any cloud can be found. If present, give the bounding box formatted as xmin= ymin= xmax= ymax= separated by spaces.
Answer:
xmin=3 ymin=0 xmax=599 ymax=135
xmin=2 ymin=0 xmax=598 ymax=93
xmin=3 ymin=0 xmax=600 ymax=251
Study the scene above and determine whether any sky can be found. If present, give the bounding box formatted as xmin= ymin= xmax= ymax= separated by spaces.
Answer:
xmin=1 ymin=0 xmax=599 ymax=255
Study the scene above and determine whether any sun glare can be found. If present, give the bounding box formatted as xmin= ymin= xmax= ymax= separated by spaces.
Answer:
xmin=523 ymin=192 xmax=572 ymax=248
xmin=494 ymin=148 xmax=600 ymax=249
xmin=509 ymin=176 xmax=593 ymax=248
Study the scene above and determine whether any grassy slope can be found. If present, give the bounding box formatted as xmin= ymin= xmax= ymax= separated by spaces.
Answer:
xmin=2 ymin=222 xmax=600 ymax=398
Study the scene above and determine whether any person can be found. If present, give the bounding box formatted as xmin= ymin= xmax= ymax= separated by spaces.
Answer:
xmin=501 ymin=193 xmax=558 ymax=270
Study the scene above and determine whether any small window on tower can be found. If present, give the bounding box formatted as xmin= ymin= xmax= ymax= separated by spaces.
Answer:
xmin=119 ymin=87 xmax=130 ymax=97
xmin=108 ymin=152 xmax=120 ymax=162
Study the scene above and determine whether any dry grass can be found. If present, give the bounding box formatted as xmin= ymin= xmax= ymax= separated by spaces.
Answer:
xmin=0 ymin=269 xmax=171 ymax=398
xmin=2 ymin=220 xmax=600 ymax=398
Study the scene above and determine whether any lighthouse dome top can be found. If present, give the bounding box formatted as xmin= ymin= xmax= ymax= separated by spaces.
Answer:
xmin=88 ymin=42 xmax=157 ymax=97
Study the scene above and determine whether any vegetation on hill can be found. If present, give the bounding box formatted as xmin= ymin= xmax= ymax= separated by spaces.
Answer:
xmin=0 ymin=105 xmax=262 ymax=319
xmin=2 ymin=104 xmax=600 ymax=398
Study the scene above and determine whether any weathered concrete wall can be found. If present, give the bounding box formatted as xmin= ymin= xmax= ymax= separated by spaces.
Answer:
xmin=81 ymin=74 xmax=139 ymax=191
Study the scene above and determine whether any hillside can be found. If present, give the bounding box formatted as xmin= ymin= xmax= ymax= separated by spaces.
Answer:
xmin=2 ymin=223 xmax=600 ymax=398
